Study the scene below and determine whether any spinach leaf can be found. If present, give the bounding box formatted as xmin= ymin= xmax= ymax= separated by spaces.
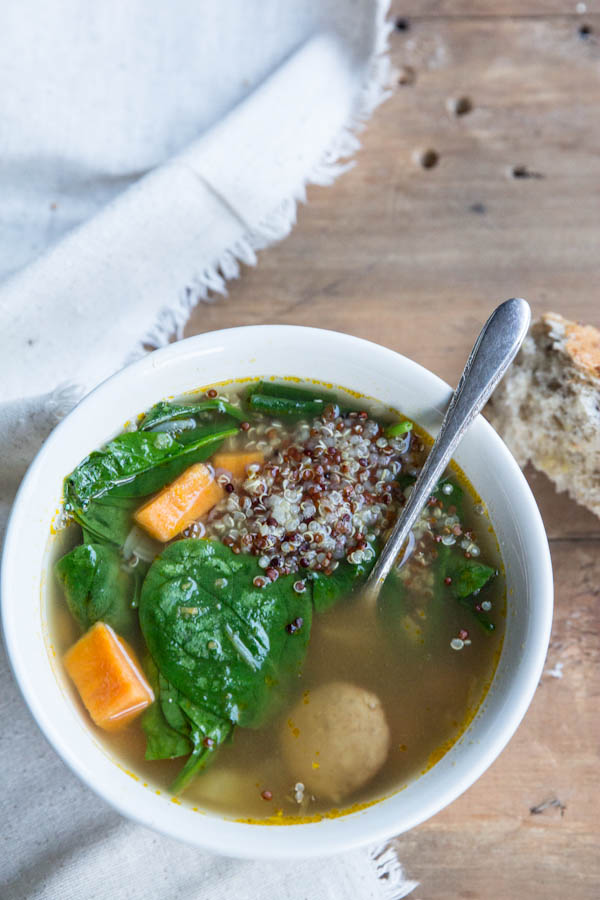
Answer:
xmin=433 ymin=546 xmax=496 ymax=633
xmin=169 ymin=695 xmax=232 ymax=795
xmin=377 ymin=570 xmax=409 ymax=637
xmin=396 ymin=475 xmax=463 ymax=508
xmin=139 ymin=541 xmax=384 ymax=792
xmin=456 ymin=595 xmax=496 ymax=633
xmin=430 ymin=478 xmax=495 ymax=624
xmin=141 ymin=657 xmax=192 ymax=760
xmin=71 ymin=495 xmax=138 ymax=546
xmin=310 ymin=553 xmax=376 ymax=614
xmin=139 ymin=540 xmax=312 ymax=729
xmin=139 ymin=399 xmax=244 ymax=431
xmin=142 ymin=701 xmax=192 ymax=761
xmin=157 ymin=670 xmax=191 ymax=735
xmin=55 ymin=542 xmax=136 ymax=636
xmin=380 ymin=520 xmax=496 ymax=640
xmin=65 ymin=423 xmax=238 ymax=508
xmin=433 ymin=477 xmax=464 ymax=515
xmin=395 ymin=472 xmax=416 ymax=492
xmin=107 ymin=429 xmax=233 ymax=498
xmin=141 ymin=653 xmax=232 ymax=790
xmin=444 ymin=555 xmax=495 ymax=599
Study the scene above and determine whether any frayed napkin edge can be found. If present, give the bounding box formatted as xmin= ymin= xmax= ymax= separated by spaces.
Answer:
xmin=370 ymin=843 xmax=419 ymax=899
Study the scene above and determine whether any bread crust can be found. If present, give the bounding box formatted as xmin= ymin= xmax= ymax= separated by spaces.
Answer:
xmin=542 ymin=312 xmax=600 ymax=381
xmin=486 ymin=312 xmax=600 ymax=518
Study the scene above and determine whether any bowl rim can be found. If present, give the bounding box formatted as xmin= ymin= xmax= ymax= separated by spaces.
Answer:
xmin=1 ymin=324 xmax=553 ymax=858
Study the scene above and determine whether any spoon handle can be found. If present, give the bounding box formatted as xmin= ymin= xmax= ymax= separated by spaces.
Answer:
xmin=363 ymin=297 xmax=531 ymax=604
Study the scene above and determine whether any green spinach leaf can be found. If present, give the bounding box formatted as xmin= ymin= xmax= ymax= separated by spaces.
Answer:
xmin=142 ymin=701 xmax=192 ymax=761
xmin=433 ymin=477 xmax=464 ymax=515
xmin=139 ymin=540 xmax=312 ymax=730
xmin=377 ymin=570 xmax=408 ymax=636
xmin=432 ymin=545 xmax=496 ymax=632
xmin=309 ymin=554 xmax=376 ymax=614
xmin=141 ymin=657 xmax=192 ymax=760
xmin=395 ymin=477 xmax=414 ymax=499
xmin=107 ymin=429 xmax=234 ymax=499
xmin=444 ymin=555 xmax=495 ymax=600
xmin=71 ymin=495 xmax=138 ymax=546
xmin=55 ymin=542 xmax=136 ymax=636
xmin=65 ymin=423 xmax=238 ymax=508
xmin=139 ymin=399 xmax=244 ymax=431
xmin=456 ymin=595 xmax=496 ymax=633
xmin=141 ymin=654 xmax=232 ymax=790
xmin=157 ymin=670 xmax=191 ymax=735
xmin=169 ymin=695 xmax=232 ymax=795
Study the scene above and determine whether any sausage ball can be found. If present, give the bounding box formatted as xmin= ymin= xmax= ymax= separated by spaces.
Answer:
xmin=281 ymin=681 xmax=390 ymax=803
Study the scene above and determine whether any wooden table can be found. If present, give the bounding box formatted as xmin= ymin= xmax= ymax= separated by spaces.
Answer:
xmin=187 ymin=4 xmax=600 ymax=896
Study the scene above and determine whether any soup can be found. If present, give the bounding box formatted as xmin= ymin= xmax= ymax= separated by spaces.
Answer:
xmin=49 ymin=379 xmax=505 ymax=822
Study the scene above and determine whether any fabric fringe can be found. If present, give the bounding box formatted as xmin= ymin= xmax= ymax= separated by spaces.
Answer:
xmin=138 ymin=0 xmax=394 ymax=352
xmin=369 ymin=843 xmax=419 ymax=900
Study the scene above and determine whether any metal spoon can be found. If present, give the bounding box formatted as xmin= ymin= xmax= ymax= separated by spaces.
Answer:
xmin=362 ymin=297 xmax=531 ymax=607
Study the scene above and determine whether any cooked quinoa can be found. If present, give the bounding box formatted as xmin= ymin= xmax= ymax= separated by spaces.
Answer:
xmin=191 ymin=407 xmax=421 ymax=581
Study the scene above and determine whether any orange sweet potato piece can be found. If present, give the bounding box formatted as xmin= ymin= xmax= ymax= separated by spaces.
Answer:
xmin=134 ymin=462 xmax=224 ymax=542
xmin=64 ymin=622 xmax=154 ymax=731
xmin=211 ymin=451 xmax=264 ymax=480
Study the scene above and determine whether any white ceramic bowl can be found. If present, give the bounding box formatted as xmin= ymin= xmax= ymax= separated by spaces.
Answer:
xmin=2 ymin=326 xmax=553 ymax=859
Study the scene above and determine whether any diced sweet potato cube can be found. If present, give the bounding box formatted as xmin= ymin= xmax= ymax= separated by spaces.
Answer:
xmin=134 ymin=462 xmax=224 ymax=542
xmin=211 ymin=451 xmax=264 ymax=480
xmin=64 ymin=622 xmax=154 ymax=731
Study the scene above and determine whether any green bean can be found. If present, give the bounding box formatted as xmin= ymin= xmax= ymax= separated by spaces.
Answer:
xmin=385 ymin=420 xmax=413 ymax=438
xmin=248 ymin=380 xmax=337 ymax=405
xmin=247 ymin=393 xmax=331 ymax=418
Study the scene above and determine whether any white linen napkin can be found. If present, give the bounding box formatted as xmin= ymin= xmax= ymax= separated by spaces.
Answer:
xmin=1 ymin=32 xmax=381 ymax=403
xmin=0 ymin=2 xmax=418 ymax=897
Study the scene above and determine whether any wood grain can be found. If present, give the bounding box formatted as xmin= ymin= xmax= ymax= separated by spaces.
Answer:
xmin=400 ymin=3 xmax=597 ymax=18
xmin=186 ymin=6 xmax=600 ymax=897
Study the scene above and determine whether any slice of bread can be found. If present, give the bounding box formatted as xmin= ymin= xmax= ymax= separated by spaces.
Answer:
xmin=485 ymin=312 xmax=600 ymax=518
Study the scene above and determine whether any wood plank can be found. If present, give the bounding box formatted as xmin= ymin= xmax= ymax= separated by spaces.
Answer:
xmin=393 ymin=2 xmax=597 ymax=18
xmin=525 ymin=466 xmax=600 ymax=540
